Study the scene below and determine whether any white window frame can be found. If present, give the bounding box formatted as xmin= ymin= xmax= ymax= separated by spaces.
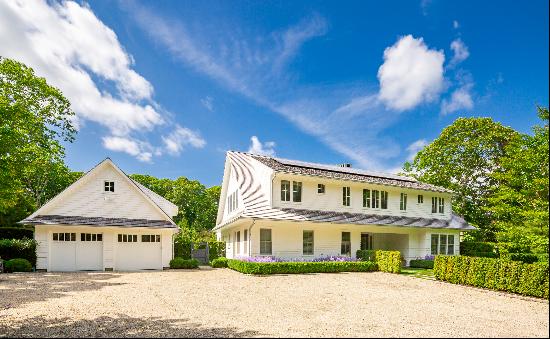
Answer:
xmin=400 ymin=193 xmax=407 ymax=211
xmin=342 ymin=187 xmax=351 ymax=207
xmin=380 ymin=191 xmax=388 ymax=209
xmin=418 ymin=195 xmax=424 ymax=204
xmin=360 ymin=233 xmax=373 ymax=250
xmin=104 ymin=181 xmax=115 ymax=193
xmin=259 ymin=228 xmax=272 ymax=255
xmin=281 ymin=180 xmax=291 ymax=202
xmin=438 ymin=197 xmax=445 ymax=214
xmin=372 ymin=190 xmax=380 ymax=209
xmin=363 ymin=189 xmax=371 ymax=208
xmin=292 ymin=181 xmax=302 ymax=202
xmin=317 ymin=183 xmax=326 ymax=194
xmin=303 ymin=230 xmax=314 ymax=256
xmin=431 ymin=234 xmax=455 ymax=255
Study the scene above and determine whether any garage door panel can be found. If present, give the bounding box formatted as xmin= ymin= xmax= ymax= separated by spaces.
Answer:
xmin=76 ymin=242 xmax=103 ymax=270
xmin=115 ymin=237 xmax=162 ymax=271
xmin=50 ymin=241 xmax=76 ymax=271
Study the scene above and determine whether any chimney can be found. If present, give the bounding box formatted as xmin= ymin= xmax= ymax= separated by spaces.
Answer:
xmin=338 ymin=163 xmax=352 ymax=168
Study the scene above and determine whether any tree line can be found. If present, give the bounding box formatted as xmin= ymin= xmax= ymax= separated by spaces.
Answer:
xmin=1 ymin=57 xmax=548 ymax=252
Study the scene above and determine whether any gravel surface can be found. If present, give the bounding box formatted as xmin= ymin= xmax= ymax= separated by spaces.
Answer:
xmin=0 ymin=268 xmax=548 ymax=337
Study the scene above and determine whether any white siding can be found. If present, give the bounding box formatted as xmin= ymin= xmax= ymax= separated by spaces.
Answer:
xmin=272 ymin=174 xmax=452 ymax=220
xmin=221 ymin=220 xmax=461 ymax=264
xmin=39 ymin=164 xmax=167 ymax=221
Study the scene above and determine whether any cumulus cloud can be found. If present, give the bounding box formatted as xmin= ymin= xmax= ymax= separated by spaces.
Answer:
xmin=162 ymin=125 xmax=206 ymax=155
xmin=248 ymin=136 xmax=276 ymax=156
xmin=0 ymin=0 xmax=205 ymax=162
xmin=406 ymin=139 xmax=429 ymax=161
xmin=377 ymin=35 xmax=445 ymax=111
xmin=102 ymin=136 xmax=157 ymax=163
xmin=440 ymin=84 xmax=474 ymax=115
xmin=449 ymin=38 xmax=470 ymax=67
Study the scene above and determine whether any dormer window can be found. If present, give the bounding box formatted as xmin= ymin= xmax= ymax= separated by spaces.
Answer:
xmin=104 ymin=181 xmax=114 ymax=192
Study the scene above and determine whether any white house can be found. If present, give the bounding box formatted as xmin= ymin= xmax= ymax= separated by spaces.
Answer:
xmin=215 ymin=151 xmax=475 ymax=265
xmin=20 ymin=158 xmax=179 ymax=272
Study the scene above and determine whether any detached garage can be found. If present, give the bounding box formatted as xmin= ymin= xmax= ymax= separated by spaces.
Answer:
xmin=20 ymin=158 xmax=179 ymax=272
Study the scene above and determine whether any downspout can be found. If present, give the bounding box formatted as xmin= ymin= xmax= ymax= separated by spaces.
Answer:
xmin=248 ymin=219 xmax=256 ymax=256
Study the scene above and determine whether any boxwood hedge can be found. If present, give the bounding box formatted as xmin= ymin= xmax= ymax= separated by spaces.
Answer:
xmin=409 ymin=259 xmax=434 ymax=269
xmin=227 ymin=259 xmax=377 ymax=275
xmin=169 ymin=258 xmax=200 ymax=269
xmin=210 ymin=257 xmax=228 ymax=268
xmin=434 ymin=255 xmax=549 ymax=299
xmin=356 ymin=250 xmax=401 ymax=273
xmin=4 ymin=258 xmax=33 ymax=272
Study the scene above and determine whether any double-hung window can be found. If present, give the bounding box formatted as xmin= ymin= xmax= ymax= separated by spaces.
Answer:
xmin=432 ymin=197 xmax=438 ymax=213
xmin=400 ymin=193 xmax=407 ymax=211
xmin=363 ymin=189 xmax=371 ymax=208
xmin=418 ymin=195 xmax=424 ymax=203
xmin=317 ymin=184 xmax=325 ymax=194
xmin=303 ymin=231 xmax=314 ymax=255
xmin=281 ymin=180 xmax=291 ymax=202
xmin=260 ymin=229 xmax=272 ymax=255
xmin=372 ymin=190 xmax=380 ymax=208
xmin=342 ymin=187 xmax=351 ymax=206
xmin=438 ymin=197 xmax=445 ymax=213
xmin=360 ymin=233 xmax=373 ymax=250
xmin=341 ymin=232 xmax=351 ymax=256
xmin=292 ymin=181 xmax=302 ymax=202
xmin=381 ymin=191 xmax=388 ymax=209
xmin=243 ymin=230 xmax=248 ymax=254
xmin=431 ymin=234 xmax=455 ymax=255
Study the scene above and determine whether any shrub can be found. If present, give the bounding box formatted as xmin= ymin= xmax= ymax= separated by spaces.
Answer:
xmin=208 ymin=241 xmax=226 ymax=261
xmin=211 ymin=257 xmax=228 ymax=268
xmin=227 ymin=259 xmax=377 ymax=275
xmin=0 ymin=227 xmax=34 ymax=240
xmin=501 ymin=253 xmax=540 ymax=264
xmin=0 ymin=238 xmax=37 ymax=266
xmin=460 ymin=242 xmax=497 ymax=255
xmin=434 ymin=255 xmax=549 ymax=299
xmin=4 ymin=258 xmax=32 ymax=272
xmin=169 ymin=257 xmax=199 ymax=269
xmin=409 ymin=259 xmax=434 ymax=269
xmin=357 ymin=250 xmax=401 ymax=273
xmin=463 ymin=251 xmax=499 ymax=258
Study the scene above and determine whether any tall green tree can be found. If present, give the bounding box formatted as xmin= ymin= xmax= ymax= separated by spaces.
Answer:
xmin=0 ymin=57 xmax=76 ymax=222
xmin=403 ymin=117 xmax=519 ymax=240
xmin=488 ymin=107 xmax=549 ymax=252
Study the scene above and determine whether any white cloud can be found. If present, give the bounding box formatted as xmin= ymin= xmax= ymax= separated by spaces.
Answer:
xmin=406 ymin=139 xmax=428 ymax=161
xmin=248 ymin=136 xmax=276 ymax=156
xmin=162 ymin=125 xmax=206 ymax=155
xmin=453 ymin=20 xmax=460 ymax=29
xmin=201 ymin=96 xmax=214 ymax=111
xmin=102 ymin=136 xmax=155 ymax=163
xmin=0 ymin=0 xmax=205 ymax=162
xmin=449 ymin=38 xmax=469 ymax=67
xmin=377 ymin=35 xmax=445 ymax=111
xmin=440 ymin=84 xmax=474 ymax=115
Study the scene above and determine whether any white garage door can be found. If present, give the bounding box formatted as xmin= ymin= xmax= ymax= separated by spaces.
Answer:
xmin=50 ymin=232 xmax=103 ymax=271
xmin=115 ymin=234 xmax=162 ymax=270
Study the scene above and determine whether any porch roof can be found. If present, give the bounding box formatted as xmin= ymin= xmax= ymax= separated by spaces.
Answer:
xmin=215 ymin=207 xmax=475 ymax=231
xmin=20 ymin=215 xmax=178 ymax=229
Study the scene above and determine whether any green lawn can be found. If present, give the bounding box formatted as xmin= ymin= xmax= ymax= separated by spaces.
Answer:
xmin=400 ymin=267 xmax=435 ymax=280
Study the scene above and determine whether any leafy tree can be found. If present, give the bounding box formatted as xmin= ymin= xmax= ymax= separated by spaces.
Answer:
xmin=488 ymin=107 xmax=549 ymax=252
xmin=403 ymin=117 xmax=519 ymax=240
xmin=0 ymin=57 xmax=76 ymax=214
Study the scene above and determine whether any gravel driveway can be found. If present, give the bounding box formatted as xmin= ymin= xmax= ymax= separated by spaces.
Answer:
xmin=1 ymin=268 xmax=548 ymax=337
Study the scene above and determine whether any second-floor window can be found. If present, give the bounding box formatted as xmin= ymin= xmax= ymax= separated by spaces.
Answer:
xmin=418 ymin=195 xmax=424 ymax=203
xmin=342 ymin=187 xmax=351 ymax=206
xmin=432 ymin=197 xmax=445 ymax=213
xmin=227 ymin=190 xmax=238 ymax=213
xmin=281 ymin=180 xmax=290 ymax=201
xmin=292 ymin=181 xmax=302 ymax=202
xmin=400 ymin=193 xmax=407 ymax=210
xmin=381 ymin=191 xmax=388 ymax=209
xmin=363 ymin=189 xmax=371 ymax=208
xmin=372 ymin=190 xmax=380 ymax=208
xmin=317 ymin=184 xmax=325 ymax=194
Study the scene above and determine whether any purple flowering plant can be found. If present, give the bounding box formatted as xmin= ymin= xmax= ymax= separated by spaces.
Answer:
xmin=236 ymin=255 xmax=358 ymax=263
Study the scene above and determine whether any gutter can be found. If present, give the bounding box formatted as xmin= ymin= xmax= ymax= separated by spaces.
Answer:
xmin=248 ymin=219 xmax=256 ymax=256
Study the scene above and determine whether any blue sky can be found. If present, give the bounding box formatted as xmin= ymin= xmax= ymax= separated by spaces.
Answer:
xmin=1 ymin=0 xmax=548 ymax=187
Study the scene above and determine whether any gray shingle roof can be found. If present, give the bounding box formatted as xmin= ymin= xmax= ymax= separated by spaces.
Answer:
xmin=21 ymin=215 xmax=177 ymax=229
xmin=249 ymin=153 xmax=453 ymax=194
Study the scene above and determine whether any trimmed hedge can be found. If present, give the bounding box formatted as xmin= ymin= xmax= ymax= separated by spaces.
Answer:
xmin=464 ymin=251 xmax=499 ymax=258
xmin=409 ymin=259 xmax=434 ymax=269
xmin=211 ymin=257 xmax=228 ymax=268
xmin=169 ymin=258 xmax=200 ymax=269
xmin=0 ymin=227 xmax=34 ymax=240
xmin=460 ymin=242 xmax=496 ymax=255
xmin=434 ymin=255 xmax=549 ymax=299
xmin=4 ymin=258 xmax=32 ymax=272
xmin=357 ymin=250 xmax=401 ymax=273
xmin=0 ymin=239 xmax=37 ymax=266
xmin=227 ymin=259 xmax=377 ymax=275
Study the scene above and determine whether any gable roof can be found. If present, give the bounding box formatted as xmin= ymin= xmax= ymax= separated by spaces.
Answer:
xmin=21 ymin=158 xmax=178 ymax=227
xmin=246 ymin=152 xmax=452 ymax=194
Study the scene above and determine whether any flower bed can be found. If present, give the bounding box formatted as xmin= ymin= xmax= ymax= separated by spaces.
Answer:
xmin=235 ymin=255 xmax=358 ymax=263
xmin=227 ymin=259 xmax=377 ymax=275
